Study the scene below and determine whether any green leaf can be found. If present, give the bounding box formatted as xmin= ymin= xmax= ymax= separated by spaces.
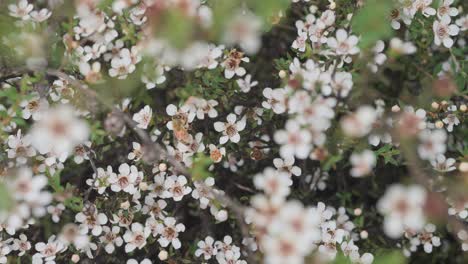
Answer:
xmin=64 ymin=196 xmax=84 ymax=212
xmin=0 ymin=184 xmax=13 ymax=212
xmin=322 ymin=154 xmax=343 ymax=171
xmin=352 ymin=0 xmax=393 ymax=49
xmin=190 ymin=153 xmax=213 ymax=181
xmin=48 ymin=171 xmax=64 ymax=193
xmin=373 ymin=251 xmax=406 ymax=264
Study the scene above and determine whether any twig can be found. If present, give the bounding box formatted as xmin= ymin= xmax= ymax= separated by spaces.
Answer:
xmin=83 ymin=146 xmax=98 ymax=203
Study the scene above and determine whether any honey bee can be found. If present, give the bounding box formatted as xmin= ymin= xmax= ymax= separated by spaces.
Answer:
xmin=171 ymin=113 xmax=190 ymax=143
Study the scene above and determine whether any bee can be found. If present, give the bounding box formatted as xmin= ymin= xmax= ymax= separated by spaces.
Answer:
xmin=171 ymin=113 xmax=190 ymax=143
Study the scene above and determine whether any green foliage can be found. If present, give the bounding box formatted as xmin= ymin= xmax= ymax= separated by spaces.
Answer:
xmin=190 ymin=153 xmax=213 ymax=181
xmin=352 ymin=0 xmax=393 ymax=49
xmin=375 ymin=144 xmax=401 ymax=166
xmin=0 ymin=184 xmax=13 ymax=212
xmin=333 ymin=250 xmax=406 ymax=264
xmin=48 ymin=171 xmax=83 ymax=212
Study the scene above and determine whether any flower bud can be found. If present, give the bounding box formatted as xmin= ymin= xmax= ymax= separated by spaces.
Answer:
xmin=159 ymin=250 xmax=168 ymax=260
xmin=460 ymin=104 xmax=467 ymax=112
xmin=391 ymin=105 xmax=400 ymax=112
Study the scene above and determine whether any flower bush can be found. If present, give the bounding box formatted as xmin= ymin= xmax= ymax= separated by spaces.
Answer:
xmin=0 ymin=0 xmax=467 ymax=263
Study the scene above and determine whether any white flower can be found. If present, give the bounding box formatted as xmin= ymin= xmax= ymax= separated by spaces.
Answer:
xmin=132 ymin=105 xmax=152 ymax=129
xmin=47 ymin=203 xmax=65 ymax=223
xmin=254 ymin=167 xmax=292 ymax=200
xmin=263 ymin=232 xmax=306 ymax=264
xmin=368 ymin=40 xmax=387 ymax=73
xmin=456 ymin=15 xmax=468 ymax=31
xmin=123 ymin=223 xmax=150 ymax=252
xmin=126 ymin=259 xmax=152 ymax=264
xmin=340 ymin=106 xmax=377 ymax=138
xmin=327 ymin=29 xmax=360 ymax=56
xmin=273 ymin=157 xmax=301 ymax=177
xmin=430 ymin=154 xmax=456 ymax=172
xmin=11 ymin=234 xmax=31 ymax=256
xmin=75 ymin=206 xmax=108 ymax=236
xmin=7 ymin=129 xmax=36 ymax=164
xmin=292 ymin=30 xmax=308 ymax=52
xmin=223 ymin=11 xmax=262 ymax=54
xmin=86 ymin=166 xmax=114 ymax=194
xmin=436 ymin=0 xmax=458 ymax=20
xmin=20 ymin=96 xmax=49 ymax=121
xmin=236 ymin=74 xmax=258 ymax=93
xmin=331 ymin=71 xmax=353 ymax=97
xmin=274 ymin=120 xmax=312 ymax=159
xmin=442 ymin=113 xmax=459 ymax=132
xmin=262 ymin=88 xmax=287 ymax=114
xmin=109 ymin=48 xmax=136 ymax=79
xmin=433 ymin=16 xmax=460 ymax=48
xmin=163 ymin=175 xmax=192 ymax=201
xmin=409 ymin=0 xmax=436 ymax=17
xmin=128 ymin=142 xmax=143 ymax=161
xmin=209 ymin=144 xmax=226 ymax=163
xmin=377 ymin=184 xmax=427 ymax=238
xmin=408 ymin=224 xmax=441 ymax=253
xmin=141 ymin=196 xmax=167 ymax=219
xmin=192 ymin=177 xmax=215 ymax=209
xmin=389 ymin=38 xmax=417 ymax=55
xmin=100 ymin=226 xmax=123 ymax=254
xmin=214 ymin=114 xmax=246 ymax=144
xmin=30 ymin=8 xmax=52 ymax=22
xmin=195 ymin=236 xmax=217 ymax=260
xmin=30 ymin=105 xmax=89 ymax=157
xmin=221 ymin=50 xmax=249 ymax=79
xmin=148 ymin=174 xmax=167 ymax=198
xmin=32 ymin=236 xmax=66 ymax=264
xmin=418 ymin=129 xmax=447 ymax=161
xmin=350 ymin=252 xmax=374 ymax=264
xmin=192 ymin=98 xmax=218 ymax=119
xmin=156 ymin=217 xmax=185 ymax=249
xmin=350 ymin=150 xmax=376 ymax=177
xmin=9 ymin=167 xmax=51 ymax=205
xmin=166 ymin=104 xmax=196 ymax=130
xmin=8 ymin=0 xmax=33 ymax=20
xmin=109 ymin=163 xmax=140 ymax=194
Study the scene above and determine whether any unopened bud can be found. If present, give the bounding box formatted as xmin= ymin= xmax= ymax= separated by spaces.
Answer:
xmin=309 ymin=5 xmax=318 ymax=13
xmin=431 ymin=102 xmax=439 ymax=109
xmin=391 ymin=105 xmax=400 ymax=112
xmin=354 ymin=208 xmax=362 ymax=216
xmin=120 ymin=201 xmax=130 ymax=210
xmin=159 ymin=250 xmax=168 ymax=260
xmin=71 ymin=254 xmax=80 ymax=263
xmin=459 ymin=162 xmax=468 ymax=172
xmin=460 ymin=104 xmax=467 ymax=112
xmin=139 ymin=182 xmax=148 ymax=191
xmin=435 ymin=120 xmax=444 ymax=128
xmin=279 ymin=70 xmax=286 ymax=79
xmin=360 ymin=230 xmax=368 ymax=239
xmin=159 ymin=163 xmax=167 ymax=172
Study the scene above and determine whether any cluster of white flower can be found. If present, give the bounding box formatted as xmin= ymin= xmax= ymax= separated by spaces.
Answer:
xmin=0 ymin=0 xmax=466 ymax=263
xmin=245 ymin=165 xmax=374 ymax=264
xmin=390 ymin=0 xmax=461 ymax=48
